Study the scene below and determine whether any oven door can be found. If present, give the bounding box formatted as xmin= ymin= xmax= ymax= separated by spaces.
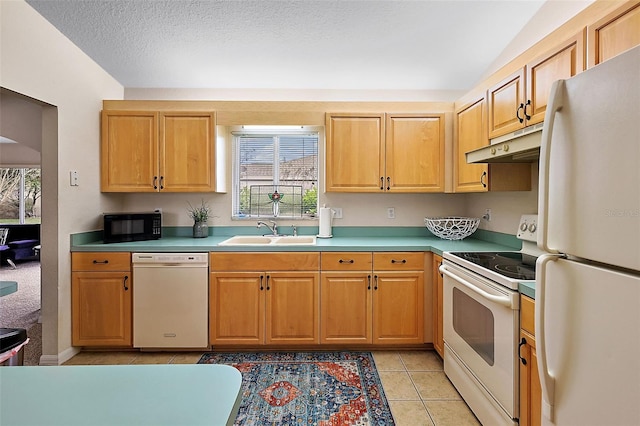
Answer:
xmin=441 ymin=259 xmax=520 ymax=421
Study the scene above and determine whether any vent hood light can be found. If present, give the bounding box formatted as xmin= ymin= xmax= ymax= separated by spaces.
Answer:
xmin=466 ymin=123 xmax=544 ymax=164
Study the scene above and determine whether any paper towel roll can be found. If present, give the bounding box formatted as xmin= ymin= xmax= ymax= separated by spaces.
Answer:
xmin=318 ymin=207 xmax=333 ymax=238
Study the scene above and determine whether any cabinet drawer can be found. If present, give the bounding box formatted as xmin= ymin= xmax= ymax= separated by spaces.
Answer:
xmin=210 ymin=252 xmax=319 ymax=271
xmin=321 ymin=252 xmax=372 ymax=271
xmin=373 ymin=252 xmax=424 ymax=270
xmin=521 ymin=295 xmax=535 ymax=335
xmin=72 ymin=252 xmax=131 ymax=272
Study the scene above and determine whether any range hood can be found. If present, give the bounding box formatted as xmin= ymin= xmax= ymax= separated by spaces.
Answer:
xmin=466 ymin=122 xmax=544 ymax=163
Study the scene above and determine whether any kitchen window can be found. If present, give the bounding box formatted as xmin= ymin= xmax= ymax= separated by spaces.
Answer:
xmin=232 ymin=127 xmax=318 ymax=219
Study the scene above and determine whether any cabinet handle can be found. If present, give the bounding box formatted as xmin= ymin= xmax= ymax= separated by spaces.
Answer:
xmin=367 ymin=274 xmax=371 ymax=290
xmin=518 ymin=337 xmax=528 ymax=365
xmin=516 ymin=103 xmax=525 ymax=123
xmin=523 ymin=99 xmax=532 ymax=120
xmin=480 ymin=171 xmax=487 ymax=188
xmin=374 ymin=275 xmax=379 ymax=290
xmin=380 ymin=177 xmax=384 ymax=190
xmin=259 ymin=275 xmax=264 ymax=291
xmin=153 ymin=176 xmax=158 ymax=190
xmin=266 ymin=275 xmax=270 ymax=290
xmin=123 ymin=275 xmax=129 ymax=291
xmin=386 ymin=176 xmax=391 ymax=191
xmin=391 ymin=259 xmax=407 ymax=264
xmin=339 ymin=259 xmax=354 ymax=264
xmin=159 ymin=176 xmax=164 ymax=190
xmin=92 ymin=259 xmax=109 ymax=264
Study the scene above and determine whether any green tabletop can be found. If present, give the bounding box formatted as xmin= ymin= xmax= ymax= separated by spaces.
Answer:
xmin=0 ymin=281 xmax=17 ymax=297
xmin=0 ymin=364 xmax=242 ymax=426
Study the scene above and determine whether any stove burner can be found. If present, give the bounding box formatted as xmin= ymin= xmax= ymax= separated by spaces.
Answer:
xmin=464 ymin=253 xmax=496 ymax=260
xmin=494 ymin=264 xmax=535 ymax=280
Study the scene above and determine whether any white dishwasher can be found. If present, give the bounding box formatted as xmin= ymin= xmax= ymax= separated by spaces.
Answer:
xmin=132 ymin=253 xmax=209 ymax=349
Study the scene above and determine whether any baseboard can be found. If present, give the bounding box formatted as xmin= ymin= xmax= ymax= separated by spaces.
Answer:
xmin=40 ymin=346 xmax=80 ymax=366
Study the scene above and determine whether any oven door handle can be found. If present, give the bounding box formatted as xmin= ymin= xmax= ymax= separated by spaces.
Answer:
xmin=439 ymin=264 xmax=515 ymax=308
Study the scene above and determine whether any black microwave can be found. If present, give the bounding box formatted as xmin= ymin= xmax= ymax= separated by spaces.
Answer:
xmin=103 ymin=212 xmax=162 ymax=244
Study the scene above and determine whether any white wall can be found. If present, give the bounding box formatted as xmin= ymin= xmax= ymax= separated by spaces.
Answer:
xmin=1 ymin=0 xmax=124 ymax=363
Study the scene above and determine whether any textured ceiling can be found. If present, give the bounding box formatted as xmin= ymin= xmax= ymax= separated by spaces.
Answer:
xmin=25 ymin=0 xmax=555 ymax=91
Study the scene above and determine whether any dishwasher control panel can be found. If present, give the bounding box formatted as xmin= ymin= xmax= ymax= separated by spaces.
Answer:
xmin=132 ymin=253 xmax=208 ymax=264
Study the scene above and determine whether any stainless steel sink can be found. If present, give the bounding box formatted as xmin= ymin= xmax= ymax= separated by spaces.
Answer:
xmin=218 ymin=235 xmax=316 ymax=246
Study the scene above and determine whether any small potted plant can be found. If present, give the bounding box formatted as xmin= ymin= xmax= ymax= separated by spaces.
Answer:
xmin=187 ymin=199 xmax=211 ymax=238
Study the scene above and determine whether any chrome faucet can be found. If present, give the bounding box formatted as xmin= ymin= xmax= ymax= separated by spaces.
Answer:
xmin=257 ymin=220 xmax=278 ymax=236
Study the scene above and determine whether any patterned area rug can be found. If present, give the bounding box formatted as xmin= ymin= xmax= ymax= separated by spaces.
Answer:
xmin=198 ymin=351 xmax=395 ymax=425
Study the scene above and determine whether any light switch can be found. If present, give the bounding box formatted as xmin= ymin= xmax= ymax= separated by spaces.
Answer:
xmin=70 ymin=170 xmax=79 ymax=186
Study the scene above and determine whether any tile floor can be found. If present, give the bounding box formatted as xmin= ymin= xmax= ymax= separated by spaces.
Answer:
xmin=63 ymin=350 xmax=480 ymax=426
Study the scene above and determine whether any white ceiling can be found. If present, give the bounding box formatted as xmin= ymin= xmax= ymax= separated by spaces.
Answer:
xmin=26 ymin=0 xmax=590 ymax=92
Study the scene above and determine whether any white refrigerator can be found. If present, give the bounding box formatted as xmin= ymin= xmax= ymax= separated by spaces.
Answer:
xmin=536 ymin=45 xmax=640 ymax=426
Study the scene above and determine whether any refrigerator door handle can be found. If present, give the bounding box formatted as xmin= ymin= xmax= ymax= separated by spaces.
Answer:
xmin=535 ymin=253 xmax=565 ymax=424
xmin=538 ymin=79 xmax=565 ymax=254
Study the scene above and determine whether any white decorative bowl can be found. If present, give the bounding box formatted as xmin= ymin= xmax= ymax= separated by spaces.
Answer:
xmin=424 ymin=217 xmax=480 ymax=240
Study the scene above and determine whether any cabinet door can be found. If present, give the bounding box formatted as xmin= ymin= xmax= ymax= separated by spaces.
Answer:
xmin=209 ymin=272 xmax=265 ymax=345
xmin=373 ymin=271 xmax=424 ymax=344
xmin=100 ymin=111 xmax=158 ymax=192
xmin=526 ymin=31 xmax=586 ymax=126
xmin=325 ymin=113 xmax=385 ymax=192
xmin=488 ymin=68 xmax=526 ymax=138
xmin=385 ymin=114 xmax=445 ymax=192
xmin=160 ymin=112 xmax=216 ymax=192
xmin=432 ymin=255 xmax=444 ymax=358
xmin=266 ymin=272 xmax=320 ymax=344
xmin=454 ymin=96 xmax=489 ymax=192
xmin=519 ymin=330 xmax=542 ymax=426
xmin=587 ymin=0 xmax=640 ymax=68
xmin=320 ymin=272 xmax=372 ymax=344
xmin=71 ymin=271 xmax=132 ymax=346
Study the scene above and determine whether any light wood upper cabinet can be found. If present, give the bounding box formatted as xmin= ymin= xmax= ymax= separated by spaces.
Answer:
xmin=101 ymin=110 xmax=216 ymax=192
xmin=71 ymin=252 xmax=132 ymax=347
xmin=488 ymin=31 xmax=586 ymax=138
xmin=588 ymin=0 xmax=640 ymax=68
xmin=454 ymin=95 xmax=531 ymax=193
xmin=488 ymin=68 xmax=526 ymax=138
xmin=325 ymin=113 xmax=384 ymax=192
xmin=526 ymin=30 xmax=586 ymax=125
xmin=385 ymin=114 xmax=445 ymax=192
xmin=326 ymin=113 xmax=445 ymax=193
xmin=454 ymin=96 xmax=489 ymax=192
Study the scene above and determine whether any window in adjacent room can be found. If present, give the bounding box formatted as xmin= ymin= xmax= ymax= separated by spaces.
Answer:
xmin=233 ymin=126 xmax=318 ymax=219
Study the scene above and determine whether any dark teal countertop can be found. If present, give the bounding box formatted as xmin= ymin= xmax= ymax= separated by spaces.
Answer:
xmin=72 ymin=226 xmax=536 ymax=297
xmin=71 ymin=226 xmax=521 ymax=255
xmin=519 ymin=281 xmax=536 ymax=299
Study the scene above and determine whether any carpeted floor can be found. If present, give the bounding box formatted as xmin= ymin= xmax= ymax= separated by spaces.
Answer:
xmin=0 ymin=260 xmax=42 ymax=365
xmin=199 ymin=351 xmax=395 ymax=426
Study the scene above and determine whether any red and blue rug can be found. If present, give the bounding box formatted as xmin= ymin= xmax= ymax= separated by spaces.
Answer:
xmin=198 ymin=351 xmax=395 ymax=425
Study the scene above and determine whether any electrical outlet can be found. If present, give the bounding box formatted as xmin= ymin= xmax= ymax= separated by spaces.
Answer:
xmin=387 ymin=207 xmax=395 ymax=219
xmin=70 ymin=170 xmax=79 ymax=186
xmin=333 ymin=207 xmax=343 ymax=219
xmin=483 ymin=208 xmax=492 ymax=221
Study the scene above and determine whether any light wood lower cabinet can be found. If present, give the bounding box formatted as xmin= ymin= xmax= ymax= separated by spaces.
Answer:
xmin=209 ymin=252 xmax=320 ymax=346
xmin=71 ymin=252 xmax=132 ymax=347
xmin=520 ymin=295 xmax=542 ymax=426
xmin=320 ymin=252 xmax=373 ymax=344
xmin=320 ymin=252 xmax=425 ymax=345
xmin=432 ymin=254 xmax=444 ymax=358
